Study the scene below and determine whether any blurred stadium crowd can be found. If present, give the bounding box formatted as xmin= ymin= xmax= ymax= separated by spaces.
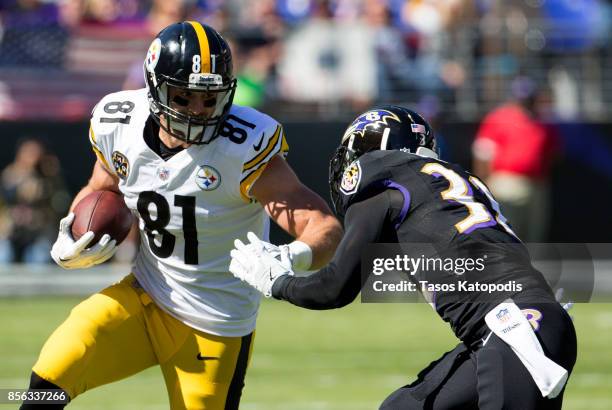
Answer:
xmin=0 ymin=0 xmax=610 ymax=120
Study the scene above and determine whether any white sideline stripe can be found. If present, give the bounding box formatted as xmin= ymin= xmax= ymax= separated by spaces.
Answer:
xmin=0 ymin=264 xmax=129 ymax=296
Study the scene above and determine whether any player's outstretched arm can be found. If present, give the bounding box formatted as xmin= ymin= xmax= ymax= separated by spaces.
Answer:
xmin=230 ymin=191 xmax=392 ymax=309
xmin=269 ymin=192 xmax=390 ymax=309
xmin=50 ymin=159 xmax=121 ymax=269
xmin=251 ymin=155 xmax=343 ymax=270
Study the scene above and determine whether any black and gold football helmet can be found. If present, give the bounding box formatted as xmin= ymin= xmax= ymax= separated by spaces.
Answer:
xmin=144 ymin=21 xmax=237 ymax=144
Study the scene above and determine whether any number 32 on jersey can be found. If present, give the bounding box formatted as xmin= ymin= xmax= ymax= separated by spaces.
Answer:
xmin=421 ymin=163 xmax=517 ymax=238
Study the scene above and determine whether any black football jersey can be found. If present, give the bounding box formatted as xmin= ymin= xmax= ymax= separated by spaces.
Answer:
xmin=273 ymin=150 xmax=554 ymax=342
xmin=339 ymin=150 xmax=553 ymax=340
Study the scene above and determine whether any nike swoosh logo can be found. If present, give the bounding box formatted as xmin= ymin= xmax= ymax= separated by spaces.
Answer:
xmin=253 ymin=132 xmax=265 ymax=151
xmin=196 ymin=353 xmax=217 ymax=361
xmin=481 ymin=331 xmax=493 ymax=347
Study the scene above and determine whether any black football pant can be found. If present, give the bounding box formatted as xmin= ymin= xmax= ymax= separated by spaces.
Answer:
xmin=380 ymin=300 xmax=577 ymax=410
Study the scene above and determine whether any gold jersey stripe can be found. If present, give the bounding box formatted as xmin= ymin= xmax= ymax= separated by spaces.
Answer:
xmin=242 ymin=125 xmax=282 ymax=172
xmin=88 ymin=124 xmax=97 ymax=143
xmin=187 ymin=21 xmax=211 ymax=73
xmin=239 ymin=162 xmax=271 ymax=202
xmin=280 ymin=133 xmax=289 ymax=155
xmin=89 ymin=127 xmax=112 ymax=171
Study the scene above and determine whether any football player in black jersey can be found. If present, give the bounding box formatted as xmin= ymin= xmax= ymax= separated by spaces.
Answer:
xmin=229 ymin=106 xmax=576 ymax=409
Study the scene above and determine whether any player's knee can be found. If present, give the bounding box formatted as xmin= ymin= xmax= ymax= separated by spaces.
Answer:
xmin=19 ymin=372 xmax=68 ymax=410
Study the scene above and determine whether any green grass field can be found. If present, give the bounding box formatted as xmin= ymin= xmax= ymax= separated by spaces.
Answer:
xmin=1 ymin=298 xmax=611 ymax=409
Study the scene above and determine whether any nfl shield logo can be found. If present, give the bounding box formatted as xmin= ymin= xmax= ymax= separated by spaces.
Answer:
xmin=195 ymin=165 xmax=221 ymax=191
xmin=496 ymin=308 xmax=510 ymax=323
xmin=157 ymin=167 xmax=170 ymax=181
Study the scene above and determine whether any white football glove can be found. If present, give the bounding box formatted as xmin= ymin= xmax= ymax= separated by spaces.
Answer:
xmin=230 ymin=232 xmax=294 ymax=297
xmin=50 ymin=213 xmax=117 ymax=269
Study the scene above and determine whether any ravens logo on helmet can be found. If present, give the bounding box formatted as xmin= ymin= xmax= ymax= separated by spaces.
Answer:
xmin=329 ymin=105 xmax=438 ymax=216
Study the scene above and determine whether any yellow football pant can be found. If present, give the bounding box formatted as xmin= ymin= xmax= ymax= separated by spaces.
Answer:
xmin=32 ymin=274 xmax=254 ymax=410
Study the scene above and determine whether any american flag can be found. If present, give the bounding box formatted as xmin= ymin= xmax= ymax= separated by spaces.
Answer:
xmin=411 ymin=124 xmax=426 ymax=134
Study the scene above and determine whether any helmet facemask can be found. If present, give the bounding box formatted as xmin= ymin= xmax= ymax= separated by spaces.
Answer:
xmin=329 ymin=131 xmax=377 ymax=216
xmin=148 ymin=74 xmax=236 ymax=145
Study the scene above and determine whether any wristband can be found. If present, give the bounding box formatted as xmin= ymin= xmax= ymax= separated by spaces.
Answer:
xmin=285 ymin=240 xmax=313 ymax=271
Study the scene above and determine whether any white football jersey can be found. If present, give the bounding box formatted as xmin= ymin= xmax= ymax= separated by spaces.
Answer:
xmin=89 ymin=88 xmax=288 ymax=336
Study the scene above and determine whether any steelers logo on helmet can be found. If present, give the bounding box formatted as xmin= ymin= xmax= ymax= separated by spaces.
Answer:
xmin=145 ymin=38 xmax=162 ymax=72
xmin=341 ymin=109 xmax=401 ymax=145
xmin=195 ymin=165 xmax=221 ymax=191
xmin=340 ymin=160 xmax=361 ymax=195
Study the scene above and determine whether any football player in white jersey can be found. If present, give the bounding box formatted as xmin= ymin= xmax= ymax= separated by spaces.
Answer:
xmin=21 ymin=21 xmax=342 ymax=410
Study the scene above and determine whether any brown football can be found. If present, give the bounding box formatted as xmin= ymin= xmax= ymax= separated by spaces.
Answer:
xmin=71 ymin=190 xmax=133 ymax=246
